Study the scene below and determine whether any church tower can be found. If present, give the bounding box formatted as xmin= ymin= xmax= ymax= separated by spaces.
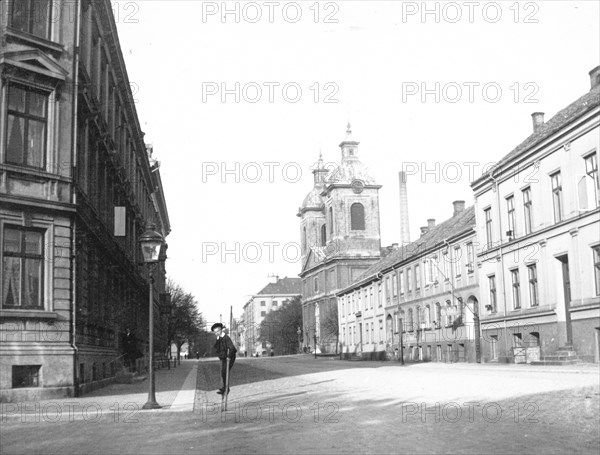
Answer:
xmin=297 ymin=124 xmax=382 ymax=353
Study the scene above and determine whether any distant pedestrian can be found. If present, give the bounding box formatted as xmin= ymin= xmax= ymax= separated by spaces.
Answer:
xmin=211 ymin=323 xmax=237 ymax=395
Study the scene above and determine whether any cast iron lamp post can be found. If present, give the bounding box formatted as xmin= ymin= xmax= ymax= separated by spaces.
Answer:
xmin=139 ymin=222 xmax=164 ymax=410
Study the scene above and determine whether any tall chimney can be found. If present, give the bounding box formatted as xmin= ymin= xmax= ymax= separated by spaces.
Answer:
xmin=399 ymin=171 xmax=411 ymax=245
xmin=427 ymin=218 xmax=436 ymax=229
xmin=453 ymin=200 xmax=465 ymax=217
xmin=590 ymin=65 xmax=600 ymax=91
xmin=531 ymin=112 xmax=545 ymax=133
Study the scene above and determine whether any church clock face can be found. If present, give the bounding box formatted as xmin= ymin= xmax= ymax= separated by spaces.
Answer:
xmin=351 ymin=179 xmax=365 ymax=194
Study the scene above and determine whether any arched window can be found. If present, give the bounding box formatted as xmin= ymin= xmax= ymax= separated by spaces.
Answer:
xmin=350 ymin=203 xmax=365 ymax=230
xmin=415 ymin=306 xmax=421 ymax=330
xmin=446 ymin=300 xmax=453 ymax=326
xmin=424 ymin=305 xmax=431 ymax=328
xmin=435 ymin=303 xmax=441 ymax=326
xmin=321 ymin=224 xmax=327 ymax=246
xmin=302 ymin=226 xmax=306 ymax=252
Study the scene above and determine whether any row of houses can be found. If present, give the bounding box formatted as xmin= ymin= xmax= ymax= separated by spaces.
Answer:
xmin=298 ymin=66 xmax=600 ymax=364
xmin=0 ymin=0 xmax=171 ymax=401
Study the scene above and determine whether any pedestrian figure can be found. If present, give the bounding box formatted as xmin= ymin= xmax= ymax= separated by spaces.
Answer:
xmin=211 ymin=323 xmax=236 ymax=395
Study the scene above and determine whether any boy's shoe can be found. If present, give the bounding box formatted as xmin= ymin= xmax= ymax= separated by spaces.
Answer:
xmin=216 ymin=387 xmax=230 ymax=395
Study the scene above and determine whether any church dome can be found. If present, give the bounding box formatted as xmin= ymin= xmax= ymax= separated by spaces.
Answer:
xmin=325 ymin=159 xmax=377 ymax=185
xmin=301 ymin=186 xmax=324 ymax=209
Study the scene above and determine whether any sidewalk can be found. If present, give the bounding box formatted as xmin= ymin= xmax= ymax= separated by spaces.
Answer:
xmin=1 ymin=360 xmax=199 ymax=421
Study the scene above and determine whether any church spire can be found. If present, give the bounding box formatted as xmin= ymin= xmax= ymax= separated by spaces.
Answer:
xmin=339 ymin=123 xmax=360 ymax=161
xmin=313 ymin=150 xmax=328 ymax=185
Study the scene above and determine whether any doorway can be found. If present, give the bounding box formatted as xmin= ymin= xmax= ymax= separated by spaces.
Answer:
xmin=557 ymin=254 xmax=573 ymax=345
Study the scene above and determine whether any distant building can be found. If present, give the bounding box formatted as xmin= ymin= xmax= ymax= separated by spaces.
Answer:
xmin=0 ymin=0 xmax=171 ymax=401
xmin=338 ymin=202 xmax=480 ymax=362
xmin=297 ymin=125 xmax=382 ymax=353
xmin=241 ymin=276 xmax=301 ymax=356
xmin=471 ymin=66 xmax=600 ymax=363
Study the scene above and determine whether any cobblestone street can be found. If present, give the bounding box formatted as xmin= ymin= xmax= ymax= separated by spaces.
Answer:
xmin=1 ymin=357 xmax=599 ymax=454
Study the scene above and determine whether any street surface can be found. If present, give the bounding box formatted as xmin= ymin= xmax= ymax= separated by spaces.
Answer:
xmin=1 ymin=357 xmax=598 ymax=454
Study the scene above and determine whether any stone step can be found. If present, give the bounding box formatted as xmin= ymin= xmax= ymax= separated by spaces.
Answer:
xmin=531 ymin=359 xmax=581 ymax=366
xmin=555 ymin=350 xmax=578 ymax=356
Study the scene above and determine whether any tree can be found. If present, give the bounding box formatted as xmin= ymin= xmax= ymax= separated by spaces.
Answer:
xmin=258 ymin=296 xmax=302 ymax=355
xmin=322 ymin=302 xmax=340 ymax=353
xmin=166 ymin=279 xmax=205 ymax=361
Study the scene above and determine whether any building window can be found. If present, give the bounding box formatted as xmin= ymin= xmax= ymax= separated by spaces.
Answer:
xmin=466 ymin=243 xmax=474 ymax=273
xmin=442 ymin=251 xmax=450 ymax=281
xmin=329 ymin=207 xmax=334 ymax=237
xmin=424 ymin=305 xmax=431 ymax=328
xmin=369 ymin=285 xmax=374 ymax=309
xmin=370 ymin=322 xmax=374 ymax=342
xmin=5 ymin=84 xmax=49 ymax=169
xmin=378 ymin=282 xmax=382 ymax=307
xmin=445 ymin=301 xmax=453 ymax=327
xmin=511 ymin=269 xmax=521 ymax=309
xmin=488 ymin=275 xmax=497 ymax=313
xmin=12 ymin=365 xmax=41 ymax=388
xmin=9 ymin=0 xmax=52 ymax=40
xmin=385 ymin=276 xmax=391 ymax=302
xmin=260 ymin=301 xmax=266 ymax=306
xmin=506 ymin=195 xmax=516 ymax=238
xmin=320 ymin=224 xmax=327 ymax=247
xmin=522 ymin=187 xmax=533 ymax=234
xmin=484 ymin=208 xmax=493 ymax=247
xmin=272 ymin=301 xmax=278 ymax=307
xmin=585 ymin=152 xmax=599 ymax=207
xmin=399 ymin=271 xmax=404 ymax=295
xmin=406 ymin=267 xmax=412 ymax=292
xmin=350 ymin=203 xmax=365 ymax=230
xmin=260 ymin=311 xmax=266 ymax=317
xmin=302 ymin=226 xmax=306 ymax=252
xmin=593 ymin=245 xmax=600 ymax=296
xmin=435 ymin=303 xmax=441 ymax=327
xmin=551 ymin=171 xmax=563 ymax=223
xmin=527 ymin=264 xmax=539 ymax=307
xmin=414 ymin=264 xmax=420 ymax=290
xmin=2 ymin=226 xmax=44 ymax=309
xmin=407 ymin=308 xmax=414 ymax=331
xmin=454 ymin=246 xmax=462 ymax=277
xmin=378 ymin=319 xmax=383 ymax=342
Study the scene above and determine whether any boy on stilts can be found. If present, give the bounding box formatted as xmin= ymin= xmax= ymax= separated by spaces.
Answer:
xmin=211 ymin=323 xmax=237 ymax=397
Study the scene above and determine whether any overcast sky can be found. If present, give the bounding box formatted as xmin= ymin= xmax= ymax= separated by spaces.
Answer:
xmin=115 ymin=0 xmax=599 ymax=326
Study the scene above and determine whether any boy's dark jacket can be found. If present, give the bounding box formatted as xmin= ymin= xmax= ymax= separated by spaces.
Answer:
xmin=214 ymin=334 xmax=237 ymax=359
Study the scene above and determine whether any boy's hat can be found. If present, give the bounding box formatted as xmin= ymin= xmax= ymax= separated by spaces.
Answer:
xmin=211 ymin=323 xmax=224 ymax=331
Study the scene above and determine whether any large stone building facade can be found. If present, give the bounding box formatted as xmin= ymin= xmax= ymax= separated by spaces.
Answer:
xmin=241 ymin=276 xmax=301 ymax=356
xmin=0 ymin=0 xmax=171 ymax=401
xmin=338 ymin=202 xmax=481 ymax=362
xmin=472 ymin=66 xmax=600 ymax=364
xmin=298 ymin=125 xmax=382 ymax=353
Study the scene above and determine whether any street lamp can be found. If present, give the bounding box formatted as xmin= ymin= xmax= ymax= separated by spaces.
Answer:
xmin=297 ymin=327 xmax=302 ymax=354
xmin=139 ymin=221 xmax=164 ymax=410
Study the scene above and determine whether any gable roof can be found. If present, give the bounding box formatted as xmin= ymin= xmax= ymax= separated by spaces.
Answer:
xmin=472 ymin=88 xmax=600 ymax=188
xmin=338 ymin=206 xmax=476 ymax=295
xmin=256 ymin=277 xmax=302 ymax=296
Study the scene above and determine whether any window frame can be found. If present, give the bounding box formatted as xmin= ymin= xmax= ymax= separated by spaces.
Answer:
xmin=2 ymin=225 xmax=46 ymax=309
xmin=511 ymin=268 xmax=521 ymax=309
xmin=5 ymin=83 xmax=50 ymax=169
xmin=522 ymin=187 xmax=533 ymax=234
xmin=527 ymin=263 xmax=539 ymax=307
xmin=350 ymin=202 xmax=366 ymax=231
xmin=550 ymin=171 xmax=563 ymax=223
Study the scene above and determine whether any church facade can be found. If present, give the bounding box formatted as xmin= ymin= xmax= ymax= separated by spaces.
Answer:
xmin=297 ymin=125 xmax=382 ymax=353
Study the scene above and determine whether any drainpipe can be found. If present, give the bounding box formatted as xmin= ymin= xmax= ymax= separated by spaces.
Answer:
xmin=488 ymin=168 xmax=510 ymax=361
xmin=70 ymin=0 xmax=82 ymax=396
